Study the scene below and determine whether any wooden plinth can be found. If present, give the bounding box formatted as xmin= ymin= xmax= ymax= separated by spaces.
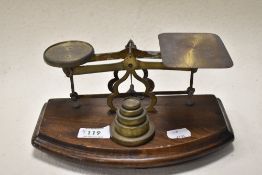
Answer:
xmin=32 ymin=95 xmax=234 ymax=168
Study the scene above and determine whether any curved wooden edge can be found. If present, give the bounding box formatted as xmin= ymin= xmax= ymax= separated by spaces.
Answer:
xmin=217 ymin=98 xmax=235 ymax=137
xmin=31 ymin=103 xmax=47 ymax=147
xmin=31 ymin=96 xmax=234 ymax=168
xmin=32 ymin=132 xmax=233 ymax=168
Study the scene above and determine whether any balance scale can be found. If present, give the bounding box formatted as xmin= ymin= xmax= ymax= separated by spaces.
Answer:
xmin=32 ymin=33 xmax=234 ymax=168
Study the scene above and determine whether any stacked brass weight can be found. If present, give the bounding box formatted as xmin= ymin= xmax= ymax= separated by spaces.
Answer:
xmin=110 ymin=98 xmax=155 ymax=146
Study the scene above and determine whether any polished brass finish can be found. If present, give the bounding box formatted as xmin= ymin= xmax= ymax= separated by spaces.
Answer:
xmin=110 ymin=98 xmax=155 ymax=146
xmin=72 ymin=58 xmax=190 ymax=75
xmin=117 ymin=109 xmax=147 ymax=126
xmin=107 ymin=71 xmax=130 ymax=111
xmin=41 ymin=34 xmax=234 ymax=150
xmin=44 ymin=41 xmax=94 ymax=68
xmin=120 ymin=106 xmax=143 ymax=117
xmin=106 ymin=66 xmax=157 ymax=112
xmin=108 ymin=70 xmax=119 ymax=93
xmin=132 ymin=70 xmax=157 ymax=111
xmin=114 ymin=119 xmax=149 ymax=138
xmin=106 ymin=42 xmax=157 ymax=112
xmin=159 ymin=33 xmax=233 ymax=68
xmin=110 ymin=121 xmax=155 ymax=147
xmin=43 ymin=33 xmax=233 ymax=113
xmin=122 ymin=97 xmax=141 ymax=110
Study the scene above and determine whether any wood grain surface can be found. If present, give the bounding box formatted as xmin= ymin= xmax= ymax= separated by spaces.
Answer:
xmin=32 ymin=95 xmax=234 ymax=168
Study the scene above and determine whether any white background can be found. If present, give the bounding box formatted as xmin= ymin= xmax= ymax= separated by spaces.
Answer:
xmin=0 ymin=0 xmax=261 ymax=174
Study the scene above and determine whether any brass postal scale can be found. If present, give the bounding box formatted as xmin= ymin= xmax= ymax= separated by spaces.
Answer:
xmin=32 ymin=33 xmax=234 ymax=168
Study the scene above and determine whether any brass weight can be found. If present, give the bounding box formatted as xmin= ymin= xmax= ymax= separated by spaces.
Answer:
xmin=110 ymin=98 xmax=155 ymax=147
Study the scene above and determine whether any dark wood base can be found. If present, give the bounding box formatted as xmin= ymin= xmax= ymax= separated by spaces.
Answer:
xmin=32 ymin=95 xmax=234 ymax=168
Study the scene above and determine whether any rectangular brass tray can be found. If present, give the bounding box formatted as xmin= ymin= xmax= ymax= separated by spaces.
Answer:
xmin=159 ymin=33 xmax=233 ymax=68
